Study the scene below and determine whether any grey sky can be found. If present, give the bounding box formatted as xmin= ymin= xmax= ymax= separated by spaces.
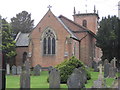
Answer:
xmin=0 ymin=0 xmax=119 ymax=25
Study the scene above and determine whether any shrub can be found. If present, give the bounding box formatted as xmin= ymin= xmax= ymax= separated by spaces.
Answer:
xmin=55 ymin=56 xmax=91 ymax=83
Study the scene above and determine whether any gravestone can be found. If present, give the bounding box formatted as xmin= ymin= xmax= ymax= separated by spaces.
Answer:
xmin=78 ymin=67 xmax=87 ymax=84
xmin=6 ymin=64 xmax=10 ymax=75
xmin=67 ymin=68 xmax=84 ymax=88
xmin=93 ymin=80 xmax=102 ymax=88
xmin=24 ymin=60 xmax=30 ymax=74
xmin=109 ymin=64 xmax=115 ymax=78
xmin=17 ymin=66 xmax=22 ymax=75
xmin=20 ymin=60 xmax=30 ymax=89
xmin=98 ymin=64 xmax=103 ymax=81
xmin=104 ymin=59 xmax=110 ymax=78
xmin=20 ymin=72 xmax=30 ymax=88
xmin=12 ymin=65 xmax=17 ymax=75
xmin=33 ymin=64 xmax=41 ymax=76
xmin=92 ymin=61 xmax=99 ymax=72
xmin=111 ymin=57 xmax=117 ymax=73
xmin=49 ymin=68 xmax=60 ymax=88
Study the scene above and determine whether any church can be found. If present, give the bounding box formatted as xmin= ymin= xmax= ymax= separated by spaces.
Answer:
xmin=15 ymin=7 xmax=102 ymax=67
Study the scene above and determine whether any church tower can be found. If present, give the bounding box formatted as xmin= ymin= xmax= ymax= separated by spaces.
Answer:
xmin=73 ymin=6 xmax=99 ymax=34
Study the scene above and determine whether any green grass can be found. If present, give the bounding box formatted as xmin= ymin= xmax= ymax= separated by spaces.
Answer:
xmin=6 ymin=71 xmax=67 ymax=88
xmin=6 ymin=70 xmax=115 ymax=88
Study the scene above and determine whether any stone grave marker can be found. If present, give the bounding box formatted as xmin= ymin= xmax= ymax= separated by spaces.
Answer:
xmin=78 ymin=67 xmax=87 ymax=84
xmin=49 ymin=68 xmax=60 ymax=88
xmin=109 ymin=64 xmax=116 ymax=78
xmin=92 ymin=61 xmax=99 ymax=72
xmin=20 ymin=60 xmax=30 ymax=89
xmin=17 ymin=66 xmax=22 ymax=75
xmin=33 ymin=64 xmax=41 ymax=76
xmin=104 ymin=59 xmax=110 ymax=78
xmin=12 ymin=65 xmax=17 ymax=75
xmin=24 ymin=60 xmax=30 ymax=74
xmin=6 ymin=64 xmax=10 ymax=75
xmin=20 ymin=72 xmax=30 ymax=88
xmin=98 ymin=64 xmax=103 ymax=81
xmin=67 ymin=68 xmax=84 ymax=88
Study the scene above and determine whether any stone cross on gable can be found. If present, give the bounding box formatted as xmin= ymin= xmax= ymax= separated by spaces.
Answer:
xmin=47 ymin=5 xmax=52 ymax=9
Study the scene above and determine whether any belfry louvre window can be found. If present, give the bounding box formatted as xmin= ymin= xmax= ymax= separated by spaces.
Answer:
xmin=82 ymin=20 xmax=87 ymax=27
xmin=43 ymin=29 xmax=56 ymax=55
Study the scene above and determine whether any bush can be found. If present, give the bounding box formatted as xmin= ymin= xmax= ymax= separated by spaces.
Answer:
xmin=55 ymin=56 xmax=91 ymax=83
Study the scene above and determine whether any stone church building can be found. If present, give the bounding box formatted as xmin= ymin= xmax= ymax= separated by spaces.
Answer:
xmin=15 ymin=8 xmax=102 ymax=67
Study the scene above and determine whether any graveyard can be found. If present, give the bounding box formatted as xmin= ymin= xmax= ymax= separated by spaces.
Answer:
xmin=5 ymin=56 xmax=119 ymax=89
xmin=6 ymin=69 xmax=116 ymax=88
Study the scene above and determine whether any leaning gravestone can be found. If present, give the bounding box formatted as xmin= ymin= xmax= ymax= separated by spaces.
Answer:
xmin=6 ymin=64 xmax=10 ymax=75
xmin=104 ymin=59 xmax=110 ymax=78
xmin=49 ymin=68 xmax=60 ymax=88
xmin=67 ymin=68 xmax=84 ymax=88
xmin=33 ymin=64 xmax=41 ymax=76
xmin=12 ymin=65 xmax=17 ymax=75
xmin=17 ymin=66 xmax=22 ymax=75
xmin=20 ymin=60 xmax=30 ymax=89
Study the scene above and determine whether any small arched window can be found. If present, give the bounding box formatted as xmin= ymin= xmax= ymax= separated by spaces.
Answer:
xmin=82 ymin=20 xmax=87 ymax=27
xmin=42 ymin=29 xmax=56 ymax=55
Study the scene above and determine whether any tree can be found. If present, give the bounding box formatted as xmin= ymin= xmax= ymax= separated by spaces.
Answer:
xmin=11 ymin=11 xmax=34 ymax=34
xmin=2 ymin=18 xmax=16 ymax=64
xmin=96 ymin=15 xmax=120 ymax=64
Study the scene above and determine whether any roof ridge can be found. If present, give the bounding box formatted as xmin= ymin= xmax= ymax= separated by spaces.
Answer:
xmin=59 ymin=15 xmax=89 ymax=31
xmin=15 ymin=32 xmax=21 ymax=42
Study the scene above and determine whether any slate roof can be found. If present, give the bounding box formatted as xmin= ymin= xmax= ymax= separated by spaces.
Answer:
xmin=15 ymin=32 xmax=29 ymax=47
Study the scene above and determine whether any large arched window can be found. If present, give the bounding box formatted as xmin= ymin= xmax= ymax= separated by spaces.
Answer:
xmin=82 ymin=20 xmax=87 ymax=27
xmin=42 ymin=29 xmax=56 ymax=55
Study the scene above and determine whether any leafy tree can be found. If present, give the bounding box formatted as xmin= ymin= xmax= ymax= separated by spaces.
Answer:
xmin=96 ymin=15 xmax=120 ymax=64
xmin=11 ymin=11 xmax=34 ymax=34
xmin=2 ymin=18 xmax=16 ymax=64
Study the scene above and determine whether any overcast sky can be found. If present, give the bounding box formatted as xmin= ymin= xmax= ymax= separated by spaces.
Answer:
xmin=0 ymin=0 xmax=119 ymax=25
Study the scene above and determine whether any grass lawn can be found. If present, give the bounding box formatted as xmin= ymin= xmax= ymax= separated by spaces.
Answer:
xmin=6 ymin=70 xmax=115 ymax=88
xmin=85 ymin=71 xmax=115 ymax=88
xmin=6 ymin=71 xmax=67 ymax=88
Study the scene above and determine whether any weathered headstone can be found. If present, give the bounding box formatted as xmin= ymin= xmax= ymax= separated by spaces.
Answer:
xmin=111 ymin=57 xmax=117 ymax=73
xmin=109 ymin=64 xmax=116 ymax=78
xmin=104 ymin=59 xmax=110 ymax=78
xmin=12 ymin=65 xmax=17 ymax=75
xmin=98 ymin=64 xmax=103 ymax=81
xmin=17 ymin=66 xmax=22 ymax=75
xmin=33 ymin=64 xmax=41 ymax=76
xmin=20 ymin=60 xmax=30 ymax=89
xmin=78 ymin=67 xmax=87 ymax=84
xmin=92 ymin=61 xmax=99 ymax=72
xmin=20 ymin=72 xmax=30 ymax=88
xmin=49 ymin=68 xmax=60 ymax=88
xmin=67 ymin=68 xmax=84 ymax=88
xmin=6 ymin=64 xmax=10 ymax=75
xmin=24 ymin=60 xmax=30 ymax=74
